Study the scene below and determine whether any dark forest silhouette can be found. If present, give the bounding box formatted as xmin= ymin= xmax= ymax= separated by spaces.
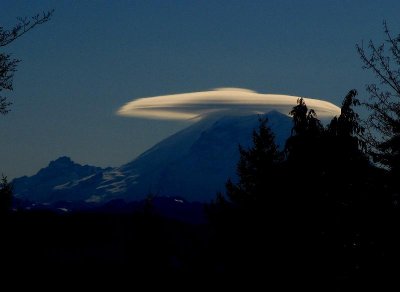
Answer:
xmin=208 ymin=90 xmax=392 ymax=289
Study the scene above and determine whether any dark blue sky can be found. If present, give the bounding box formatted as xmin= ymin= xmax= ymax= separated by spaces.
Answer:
xmin=1 ymin=0 xmax=399 ymax=178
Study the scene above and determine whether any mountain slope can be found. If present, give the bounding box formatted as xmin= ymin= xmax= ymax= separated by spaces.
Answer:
xmin=96 ymin=110 xmax=292 ymax=202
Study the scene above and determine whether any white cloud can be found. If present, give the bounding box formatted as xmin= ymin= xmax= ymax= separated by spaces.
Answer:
xmin=117 ymin=88 xmax=341 ymax=120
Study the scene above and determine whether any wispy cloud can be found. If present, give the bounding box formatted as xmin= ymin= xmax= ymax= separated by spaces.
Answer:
xmin=117 ymin=88 xmax=341 ymax=120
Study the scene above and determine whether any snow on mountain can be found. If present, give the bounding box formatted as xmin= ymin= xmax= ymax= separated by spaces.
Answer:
xmin=13 ymin=111 xmax=293 ymax=203
xmin=117 ymin=110 xmax=292 ymax=201
xmin=13 ymin=156 xmax=109 ymax=203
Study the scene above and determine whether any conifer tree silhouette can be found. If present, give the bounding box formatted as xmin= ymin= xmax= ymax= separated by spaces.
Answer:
xmin=226 ymin=116 xmax=283 ymax=207
xmin=0 ymin=175 xmax=13 ymax=215
xmin=207 ymin=116 xmax=286 ymax=282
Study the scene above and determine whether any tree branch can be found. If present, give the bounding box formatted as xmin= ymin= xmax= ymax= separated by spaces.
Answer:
xmin=0 ymin=10 xmax=54 ymax=47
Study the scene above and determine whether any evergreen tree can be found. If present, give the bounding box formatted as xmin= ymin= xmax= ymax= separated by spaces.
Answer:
xmin=282 ymin=94 xmax=377 ymax=285
xmin=0 ymin=175 xmax=13 ymax=215
xmin=285 ymin=97 xmax=324 ymax=164
xmin=324 ymin=90 xmax=368 ymax=181
xmin=226 ymin=116 xmax=283 ymax=207
xmin=315 ymin=91 xmax=386 ymax=286
xmin=207 ymin=116 xmax=284 ymax=280
xmin=208 ymin=94 xmax=389 ymax=286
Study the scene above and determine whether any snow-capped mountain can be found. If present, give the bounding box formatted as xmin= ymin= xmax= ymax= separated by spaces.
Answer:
xmin=13 ymin=111 xmax=293 ymax=203
xmin=13 ymin=156 xmax=109 ymax=202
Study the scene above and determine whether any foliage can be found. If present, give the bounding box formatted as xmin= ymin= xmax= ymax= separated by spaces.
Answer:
xmin=208 ymin=90 xmax=393 ymax=286
xmin=356 ymin=21 xmax=400 ymax=172
xmin=0 ymin=175 xmax=13 ymax=214
xmin=285 ymin=97 xmax=324 ymax=168
xmin=0 ymin=10 xmax=53 ymax=114
xmin=289 ymin=97 xmax=324 ymax=137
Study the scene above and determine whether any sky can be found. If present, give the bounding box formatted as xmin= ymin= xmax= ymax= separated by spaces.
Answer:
xmin=1 ymin=0 xmax=399 ymax=179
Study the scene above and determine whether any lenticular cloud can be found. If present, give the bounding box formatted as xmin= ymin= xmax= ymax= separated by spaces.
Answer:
xmin=117 ymin=88 xmax=341 ymax=121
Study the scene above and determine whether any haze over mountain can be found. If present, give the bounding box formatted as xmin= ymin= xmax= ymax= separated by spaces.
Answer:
xmin=13 ymin=111 xmax=293 ymax=203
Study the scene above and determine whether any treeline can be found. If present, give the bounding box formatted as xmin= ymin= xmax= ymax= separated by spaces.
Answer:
xmin=206 ymin=25 xmax=400 ymax=289
xmin=207 ymin=91 xmax=395 ymax=290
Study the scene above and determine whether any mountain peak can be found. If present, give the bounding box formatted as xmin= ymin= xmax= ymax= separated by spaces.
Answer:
xmin=48 ymin=156 xmax=75 ymax=168
xmin=13 ymin=156 xmax=107 ymax=203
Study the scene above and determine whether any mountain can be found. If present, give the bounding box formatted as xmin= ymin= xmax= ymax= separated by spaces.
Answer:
xmin=13 ymin=111 xmax=293 ymax=203
xmin=13 ymin=156 xmax=109 ymax=203
xmin=117 ymin=110 xmax=292 ymax=201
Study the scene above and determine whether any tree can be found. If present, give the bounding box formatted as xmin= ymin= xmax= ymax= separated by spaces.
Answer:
xmin=326 ymin=90 xmax=366 ymax=161
xmin=206 ymin=116 xmax=284 ymax=279
xmin=356 ymin=23 xmax=400 ymax=285
xmin=0 ymin=10 xmax=54 ymax=114
xmin=289 ymin=97 xmax=324 ymax=137
xmin=356 ymin=21 xmax=400 ymax=173
xmin=225 ymin=116 xmax=283 ymax=207
xmin=0 ymin=175 xmax=13 ymax=214
xmin=207 ymin=92 xmax=393 ymax=286
xmin=285 ymin=97 xmax=324 ymax=167
xmin=323 ymin=90 xmax=373 ymax=217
